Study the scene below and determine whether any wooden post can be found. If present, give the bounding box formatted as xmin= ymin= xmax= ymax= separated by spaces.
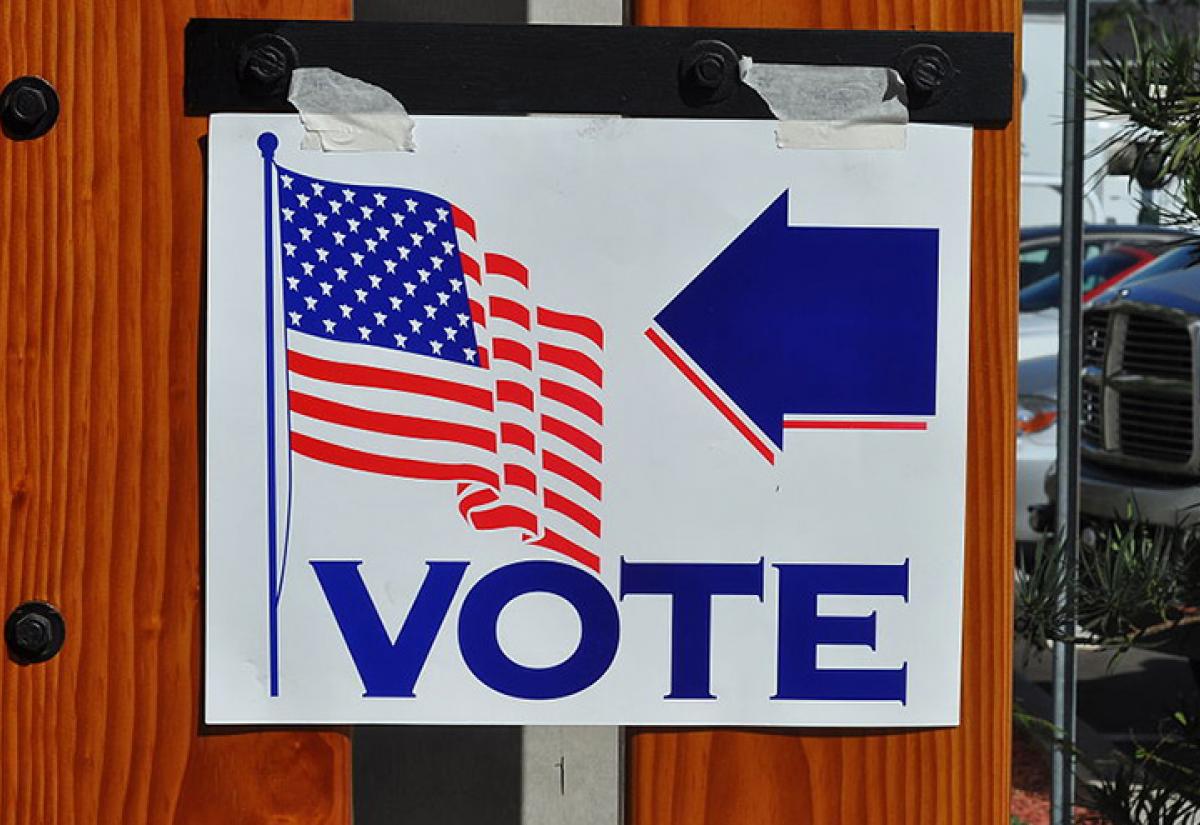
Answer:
xmin=0 ymin=2 xmax=352 ymax=823
xmin=628 ymin=2 xmax=1019 ymax=823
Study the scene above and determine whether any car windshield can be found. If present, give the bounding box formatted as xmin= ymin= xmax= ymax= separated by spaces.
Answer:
xmin=1103 ymin=239 xmax=1200 ymax=291
xmin=1019 ymin=247 xmax=1148 ymax=312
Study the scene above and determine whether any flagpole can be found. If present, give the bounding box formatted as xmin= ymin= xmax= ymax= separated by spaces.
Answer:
xmin=258 ymin=131 xmax=282 ymax=697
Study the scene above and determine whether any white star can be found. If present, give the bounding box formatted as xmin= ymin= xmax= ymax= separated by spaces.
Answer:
xmin=281 ymin=208 xmax=295 ymax=223
xmin=323 ymin=318 xmax=337 ymax=334
xmin=435 ymin=206 xmax=449 ymax=222
xmin=430 ymin=340 xmax=443 ymax=355
xmin=463 ymin=347 xmax=476 ymax=362
xmin=319 ymin=281 xmax=333 ymax=296
xmin=283 ymin=242 xmax=297 ymax=257
xmin=332 ymin=231 xmax=346 ymax=247
xmin=341 ymin=188 xmax=356 ymax=203
xmin=373 ymin=192 xmax=387 ymax=207
xmin=449 ymin=278 xmax=463 ymax=293
xmin=299 ymin=227 xmax=312 ymax=242
xmin=403 ymin=282 xmax=417 ymax=296
xmin=358 ymin=326 xmax=372 ymax=341
xmin=444 ymin=326 xmax=458 ymax=341
xmin=457 ymin=313 xmax=470 ymax=327
xmin=315 ymin=248 xmax=330 ymax=262
xmin=430 ymin=256 xmax=444 ymax=271
xmin=297 ymin=193 xmax=310 ymax=208
xmin=424 ymin=304 xmax=438 ymax=319
xmin=409 ymin=319 xmax=423 ymax=333
xmin=424 ymin=220 xmax=436 ymax=235
xmin=441 ymin=240 xmax=455 ymax=254
xmin=436 ymin=291 xmax=450 ymax=306
xmin=365 ymin=238 xmax=378 ymax=253
xmin=300 ymin=261 xmax=315 ymax=276
xmin=288 ymin=311 xmax=302 ymax=326
xmin=334 ymin=267 xmax=348 ymax=282
xmin=397 ymin=247 xmax=410 ymax=261
xmin=328 ymin=201 xmax=342 ymax=215
xmin=410 ymin=233 xmax=424 ymax=248
xmin=417 ymin=269 xmax=430 ymax=283
xmin=374 ymin=311 xmax=388 ymax=326
xmin=312 ymin=182 xmax=325 ymax=197
xmin=392 ymin=212 xmax=405 ymax=227
xmin=383 ymin=259 xmax=397 ymax=274
xmin=314 ymin=213 xmax=328 ymax=228
xmin=304 ymin=296 xmax=318 ymax=311
xmin=376 ymin=226 xmax=390 ymax=241
xmin=405 ymin=198 xmax=418 ymax=213
xmin=354 ymin=289 xmax=368 ymax=303
xmin=286 ymin=276 xmax=299 ymax=291
xmin=389 ymin=296 xmax=403 ymax=311
xmin=280 ymin=174 xmax=293 ymax=189
xmin=368 ymin=274 xmax=382 ymax=289
xmin=339 ymin=304 xmax=354 ymax=319
xmin=394 ymin=333 xmax=407 ymax=348
xmin=360 ymin=206 xmax=374 ymax=221
xmin=347 ymin=219 xmax=361 ymax=234
xmin=351 ymin=252 xmax=365 ymax=267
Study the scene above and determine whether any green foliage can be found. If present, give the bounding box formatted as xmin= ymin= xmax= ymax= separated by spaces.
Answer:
xmin=1015 ymin=508 xmax=1200 ymax=653
xmin=1086 ymin=19 xmax=1200 ymax=225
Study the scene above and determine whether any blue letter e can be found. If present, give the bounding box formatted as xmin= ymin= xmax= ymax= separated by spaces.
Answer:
xmin=774 ymin=560 xmax=909 ymax=704
xmin=311 ymin=560 xmax=467 ymax=697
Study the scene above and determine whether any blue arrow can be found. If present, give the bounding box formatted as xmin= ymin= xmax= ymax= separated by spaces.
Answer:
xmin=652 ymin=191 xmax=939 ymax=454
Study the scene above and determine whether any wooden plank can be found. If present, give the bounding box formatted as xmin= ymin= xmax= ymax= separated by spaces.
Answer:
xmin=0 ymin=2 xmax=352 ymax=823
xmin=628 ymin=1 xmax=1019 ymax=823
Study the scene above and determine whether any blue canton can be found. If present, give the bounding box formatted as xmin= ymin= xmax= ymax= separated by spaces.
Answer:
xmin=276 ymin=168 xmax=481 ymax=367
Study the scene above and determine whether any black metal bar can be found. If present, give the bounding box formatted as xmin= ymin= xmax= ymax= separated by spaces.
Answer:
xmin=185 ymin=19 xmax=1013 ymax=125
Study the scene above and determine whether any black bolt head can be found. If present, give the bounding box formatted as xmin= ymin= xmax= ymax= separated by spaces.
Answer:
xmin=0 ymin=76 xmax=60 ymax=141
xmin=237 ymin=34 xmax=299 ymax=99
xmin=679 ymin=40 xmax=739 ymax=107
xmin=5 ymin=601 xmax=65 ymax=664
xmin=909 ymin=55 xmax=948 ymax=95
xmin=896 ymin=44 xmax=956 ymax=108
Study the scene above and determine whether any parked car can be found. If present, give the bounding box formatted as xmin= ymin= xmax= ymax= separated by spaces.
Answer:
xmin=1016 ymin=354 xmax=1059 ymax=551
xmin=1045 ymin=262 xmax=1200 ymax=530
xmin=1018 ymin=224 xmax=1192 ymax=290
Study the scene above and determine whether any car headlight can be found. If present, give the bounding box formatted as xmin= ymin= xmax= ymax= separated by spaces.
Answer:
xmin=1017 ymin=394 xmax=1057 ymax=436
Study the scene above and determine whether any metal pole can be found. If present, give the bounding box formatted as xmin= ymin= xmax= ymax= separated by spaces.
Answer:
xmin=1052 ymin=0 xmax=1088 ymax=821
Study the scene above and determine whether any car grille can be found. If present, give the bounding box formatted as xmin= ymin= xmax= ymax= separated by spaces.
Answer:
xmin=1083 ymin=306 xmax=1197 ymax=474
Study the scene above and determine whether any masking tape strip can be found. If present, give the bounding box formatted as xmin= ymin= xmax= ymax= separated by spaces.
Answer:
xmin=288 ymin=67 xmax=415 ymax=152
xmin=739 ymin=58 xmax=909 ymax=150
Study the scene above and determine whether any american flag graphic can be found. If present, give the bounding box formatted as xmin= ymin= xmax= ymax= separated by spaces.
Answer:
xmin=271 ymin=165 xmax=605 ymax=572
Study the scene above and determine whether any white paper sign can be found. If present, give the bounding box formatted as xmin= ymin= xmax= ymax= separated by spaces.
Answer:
xmin=206 ymin=114 xmax=973 ymax=726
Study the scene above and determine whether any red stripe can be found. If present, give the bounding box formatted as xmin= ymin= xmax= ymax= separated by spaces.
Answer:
xmin=497 ymin=380 xmax=534 ymax=410
xmin=452 ymin=206 xmax=476 ymax=238
xmin=471 ymin=504 xmax=538 ymax=534
xmin=541 ymin=415 xmax=602 ymax=463
xmin=490 ymin=296 xmax=531 ymax=328
xmin=292 ymin=432 xmax=500 ymax=486
xmin=504 ymin=464 xmax=538 ymax=493
xmin=534 ymin=529 xmax=600 ymax=572
xmin=543 ymin=451 xmax=602 ymax=500
xmin=458 ymin=487 xmax=499 ymax=520
xmin=289 ymin=391 xmax=496 ymax=451
xmin=539 ymin=343 xmax=602 ymax=388
xmin=644 ymin=327 xmax=775 ymax=465
xmin=537 ymin=308 xmax=604 ymax=349
xmin=493 ymin=338 xmax=533 ymax=369
xmin=460 ymin=252 xmax=482 ymax=284
xmin=478 ymin=347 xmax=490 ymax=369
xmin=783 ymin=420 xmax=929 ymax=431
xmin=544 ymin=488 xmax=601 ymax=537
xmin=540 ymin=379 xmax=603 ymax=425
xmin=469 ymin=299 xmax=487 ymax=326
xmin=500 ymin=422 xmax=536 ymax=452
xmin=484 ymin=253 xmax=529 ymax=287
xmin=288 ymin=349 xmax=493 ymax=412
